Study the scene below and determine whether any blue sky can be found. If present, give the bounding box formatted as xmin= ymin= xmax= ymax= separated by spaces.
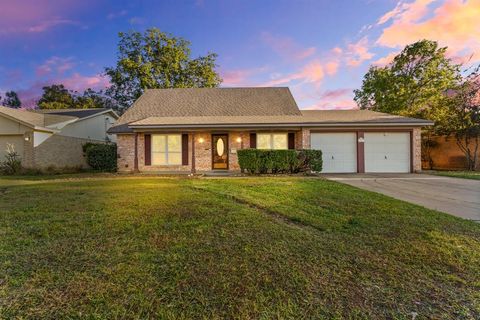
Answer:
xmin=0 ymin=0 xmax=479 ymax=109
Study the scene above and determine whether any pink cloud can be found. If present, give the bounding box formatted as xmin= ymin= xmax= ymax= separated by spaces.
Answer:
xmin=345 ymin=37 xmax=374 ymax=67
xmin=372 ymin=51 xmax=399 ymax=66
xmin=36 ymin=57 xmax=76 ymax=76
xmin=0 ymin=1 xmax=92 ymax=35
xmin=261 ymin=32 xmax=316 ymax=61
xmin=304 ymin=89 xmax=358 ymax=110
xmin=377 ymin=0 xmax=480 ymax=62
xmin=263 ymin=60 xmax=325 ymax=86
xmin=324 ymin=61 xmax=339 ymax=75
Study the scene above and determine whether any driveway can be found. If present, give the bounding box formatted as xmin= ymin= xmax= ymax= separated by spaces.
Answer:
xmin=323 ymin=173 xmax=480 ymax=221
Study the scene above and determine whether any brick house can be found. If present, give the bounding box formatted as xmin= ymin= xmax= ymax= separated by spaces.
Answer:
xmin=109 ymin=87 xmax=433 ymax=173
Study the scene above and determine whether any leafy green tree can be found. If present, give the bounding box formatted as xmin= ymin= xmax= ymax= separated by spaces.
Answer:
xmin=38 ymin=85 xmax=114 ymax=110
xmin=105 ymin=28 xmax=222 ymax=112
xmin=1 ymin=91 xmax=22 ymax=108
xmin=354 ymin=40 xmax=460 ymax=118
xmin=436 ymin=66 xmax=480 ymax=170
xmin=73 ymin=89 xmax=116 ymax=109
xmin=38 ymin=84 xmax=74 ymax=109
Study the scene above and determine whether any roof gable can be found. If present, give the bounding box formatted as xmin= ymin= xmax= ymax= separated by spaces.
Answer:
xmin=111 ymin=87 xmax=300 ymax=133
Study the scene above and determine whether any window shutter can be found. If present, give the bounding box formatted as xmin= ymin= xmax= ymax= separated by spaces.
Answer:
xmin=288 ymin=132 xmax=295 ymax=149
xmin=182 ymin=134 xmax=189 ymax=165
xmin=250 ymin=133 xmax=256 ymax=148
xmin=144 ymin=134 xmax=151 ymax=166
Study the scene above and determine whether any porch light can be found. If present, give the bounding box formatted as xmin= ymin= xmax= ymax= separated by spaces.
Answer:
xmin=24 ymin=136 xmax=30 ymax=142
xmin=236 ymin=137 xmax=242 ymax=143
xmin=198 ymin=137 xmax=205 ymax=143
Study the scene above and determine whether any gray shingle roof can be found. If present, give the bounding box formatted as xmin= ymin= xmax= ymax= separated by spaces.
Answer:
xmin=127 ymin=110 xmax=432 ymax=128
xmin=108 ymin=87 xmax=433 ymax=133
xmin=0 ymin=106 xmax=76 ymax=130
xmin=34 ymin=108 xmax=116 ymax=119
xmin=110 ymin=87 xmax=300 ymax=133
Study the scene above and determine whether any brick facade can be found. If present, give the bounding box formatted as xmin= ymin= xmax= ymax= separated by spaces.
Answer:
xmin=116 ymin=128 xmax=423 ymax=173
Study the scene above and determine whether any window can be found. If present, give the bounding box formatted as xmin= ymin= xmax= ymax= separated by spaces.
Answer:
xmin=151 ymin=134 xmax=182 ymax=165
xmin=257 ymin=133 xmax=288 ymax=150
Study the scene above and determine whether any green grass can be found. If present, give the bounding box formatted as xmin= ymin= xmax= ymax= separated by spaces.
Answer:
xmin=430 ymin=170 xmax=480 ymax=180
xmin=1 ymin=176 xmax=479 ymax=319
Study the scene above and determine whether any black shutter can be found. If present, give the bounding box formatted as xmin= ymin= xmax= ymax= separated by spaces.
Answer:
xmin=288 ymin=132 xmax=295 ymax=149
xmin=144 ymin=134 xmax=151 ymax=165
xmin=182 ymin=134 xmax=189 ymax=165
xmin=250 ymin=133 xmax=257 ymax=148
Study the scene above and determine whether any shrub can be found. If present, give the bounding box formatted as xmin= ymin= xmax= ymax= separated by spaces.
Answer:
xmin=297 ymin=149 xmax=323 ymax=173
xmin=0 ymin=143 xmax=22 ymax=175
xmin=83 ymin=143 xmax=117 ymax=172
xmin=237 ymin=149 xmax=321 ymax=174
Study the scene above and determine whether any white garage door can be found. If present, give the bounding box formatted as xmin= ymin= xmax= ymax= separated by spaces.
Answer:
xmin=0 ymin=135 xmax=24 ymax=162
xmin=311 ymin=133 xmax=357 ymax=173
xmin=364 ymin=132 xmax=410 ymax=173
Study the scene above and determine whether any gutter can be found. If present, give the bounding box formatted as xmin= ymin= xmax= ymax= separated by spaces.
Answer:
xmin=128 ymin=121 xmax=434 ymax=130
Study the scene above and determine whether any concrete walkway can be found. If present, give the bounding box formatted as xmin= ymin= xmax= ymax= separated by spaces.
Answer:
xmin=323 ymin=173 xmax=480 ymax=221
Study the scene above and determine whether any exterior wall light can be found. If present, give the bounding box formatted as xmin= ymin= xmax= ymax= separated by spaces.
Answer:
xmin=236 ymin=137 xmax=242 ymax=143
xmin=198 ymin=137 xmax=205 ymax=143
xmin=24 ymin=136 xmax=30 ymax=142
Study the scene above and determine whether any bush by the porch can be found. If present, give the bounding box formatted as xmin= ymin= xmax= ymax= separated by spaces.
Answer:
xmin=83 ymin=143 xmax=117 ymax=172
xmin=238 ymin=149 xmax=322 ymax=174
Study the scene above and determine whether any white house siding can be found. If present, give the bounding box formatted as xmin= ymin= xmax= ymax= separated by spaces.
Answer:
xmin=58 ymin=114 xmax=117 ymax=142
xmin=0 ymin=115 xmax=31 ymax=163
xmin=33 ymin=131 xmax=53 ymax=147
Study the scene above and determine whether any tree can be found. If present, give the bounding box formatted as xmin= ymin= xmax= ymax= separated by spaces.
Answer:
xmin=105 ymin=28 xmax=222 ymax=112
xmin=436 ymin=66 xmax=480 ymax=170
xmin=354 ymin=40 xmax=460 ymax=118
xmin=73 ymin=89 xmax=116 ymax=109
xmin=1 ymin=91 xmax=22 ymax=108
xmin=38 ymin=84 xmax=74 ymax=109
xmin=37 ymin=85 xmax=113 ymax=110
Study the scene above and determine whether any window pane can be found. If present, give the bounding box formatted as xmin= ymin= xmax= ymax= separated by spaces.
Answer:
xmin=168 ymin=135 xmax=182 ymax=152
xmin=152 ymin=135 xmax=166 ymax=152
xmin=257 ymin=134 xmax=271 ymax=149
xmin=168 ymin=152 xmax=182 ymax=165
xmin=273 ymin=134 xmax=288 ymax=149
xmin=152 ymin=152 xmax=167 ymax=165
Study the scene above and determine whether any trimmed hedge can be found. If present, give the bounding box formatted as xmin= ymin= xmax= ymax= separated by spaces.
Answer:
xmin=237 ymin=149 xmax=322 ymax=174
xmin=83 ymin=143 xmax=117 ymax=172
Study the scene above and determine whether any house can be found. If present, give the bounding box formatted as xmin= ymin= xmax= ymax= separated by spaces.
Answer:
xmin=109 ymin=87 xmax=433 ymax=173
xmin=0 ymin=107 xmax=118 ymax=168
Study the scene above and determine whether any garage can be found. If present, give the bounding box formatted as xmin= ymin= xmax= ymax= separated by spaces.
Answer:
xmin=364 ymin=132 xmax=410 ymax=173
xmin=0 ymin=135 xmax=24 ymax=161
xmin=311 ymin=133 xmax=357 ymax=173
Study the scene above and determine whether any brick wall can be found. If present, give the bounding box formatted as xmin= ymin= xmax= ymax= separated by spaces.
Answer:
xmin=33 ymin=134 xmax=91 ymax=168
xmin=117 ymin=134 xmax=135 ymax=172
xmin=412 ymin=128 xmax=422 ymax=172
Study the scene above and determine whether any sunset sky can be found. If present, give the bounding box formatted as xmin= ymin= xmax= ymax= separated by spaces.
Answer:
xmin=0 ymin=0 xmax=479 ymax=109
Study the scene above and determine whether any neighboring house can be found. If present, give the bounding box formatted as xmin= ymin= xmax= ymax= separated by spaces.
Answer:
xmin=109 ymin=87 xmax=433 ymax=174
xmin=0 ymin=107 xmax=118 ymax=168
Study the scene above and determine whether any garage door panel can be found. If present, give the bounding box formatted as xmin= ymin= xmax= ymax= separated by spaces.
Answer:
xmin=364 ymin=132 xmax=410 ymax=173
xmin=311 ymin=133 xmax=357 ymax=173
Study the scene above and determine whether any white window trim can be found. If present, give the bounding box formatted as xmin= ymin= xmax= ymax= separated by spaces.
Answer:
xmin=256 ymin=133 xmax=288 ymax=150
xmin=151 ymin=134 xmax=182 ymax=166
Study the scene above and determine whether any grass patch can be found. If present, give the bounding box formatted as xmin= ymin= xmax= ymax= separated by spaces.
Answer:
xmin=1 ymin=176 xmax=479 ymax=319
xmin=430 ymin=171 xmax=480 ymax=180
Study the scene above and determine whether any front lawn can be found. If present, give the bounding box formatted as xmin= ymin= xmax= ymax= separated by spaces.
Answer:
xmin=1 ymin=176 xmax=479 ymax=319
xmin=430 ymin=170 xmax=480 ymax=180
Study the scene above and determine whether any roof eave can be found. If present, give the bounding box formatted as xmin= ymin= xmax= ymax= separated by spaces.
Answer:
xmin=128 ymin=121 xmax=433 ymax=130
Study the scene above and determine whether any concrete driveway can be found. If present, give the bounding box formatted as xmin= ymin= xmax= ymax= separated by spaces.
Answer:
xmin=323 ymin=173 xmax=480 ymax=221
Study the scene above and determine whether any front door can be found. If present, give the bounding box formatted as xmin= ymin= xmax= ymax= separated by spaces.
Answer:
xmin=212 ymin=134 xmax=229 ymax=170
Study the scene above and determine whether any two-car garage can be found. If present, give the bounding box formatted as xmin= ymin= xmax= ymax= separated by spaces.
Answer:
xmin=310 ymin=131 xmax=411 ymax=173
